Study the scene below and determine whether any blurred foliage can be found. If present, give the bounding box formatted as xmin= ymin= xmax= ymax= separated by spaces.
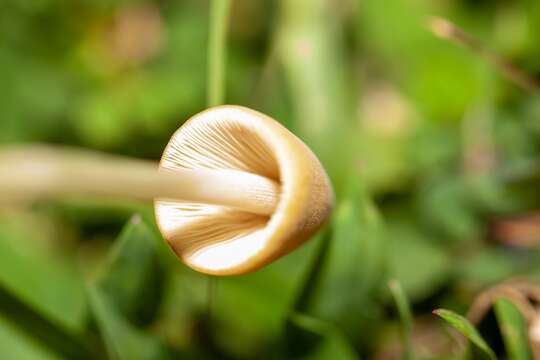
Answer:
xmin=494 ymin=299 xmax=532 ymax=360
xmin=1 ymin=0 xmax=540 ymax=359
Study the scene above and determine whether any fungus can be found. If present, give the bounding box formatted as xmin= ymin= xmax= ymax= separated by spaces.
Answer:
xmin=0 ymin=105 xmax=333 ymax=275
xmin=155 ymin=105 xmax=333 ymax=275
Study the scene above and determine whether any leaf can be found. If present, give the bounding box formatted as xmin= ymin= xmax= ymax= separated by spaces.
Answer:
xmin=86 ymin=215 xmax=183 ymax=360
xmin=433 ymin=309 xmax=496 ymax=360
xmin=156 ymin=221 xmax=318 ymax=359
xmin=291 ymin=172 xmax=385 ymax=349
xmin=388 ymin=280 xmax=414 ymax=360
xmin=494 ymin=299 xmax=533 ymax=360
xmin=293 ymin=228 xmax=333 ymax=313
xmin=458 ymin=248 xmax=519 ymax=286
xmin=210 ymin=240 xmax=318 ymax=358
xmin=97 ymin=215 xmax=166 ymax=326
xmin=416 ymin=178 xmax=480 ymax=242
xmin=0 ymin=315 xmax=59 ymax=360
xmin=330 ymin=182 xmax=385 ymax=299
xmin=284 ymin=312 xmax=359 ymax=360
xmin=87 ymin=286 xmax=172 ymax=360
xmin=386 ymin=224 xmax=452 ymax=301
xmin=0 ymin=219 xmax=86 ymax=331
xmin=0 ymin=215 xmax=92 ymax=358
xmin=0 ymin=285 xmax=94 ymax=359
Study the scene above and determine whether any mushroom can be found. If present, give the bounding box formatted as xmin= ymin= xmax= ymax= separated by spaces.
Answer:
xmin=0 ymin=105 xmax=333 ymax=275
xmin=155 ymin=105 xmax=334 ymax=275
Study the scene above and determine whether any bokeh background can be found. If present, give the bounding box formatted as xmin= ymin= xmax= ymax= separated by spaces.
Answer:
xmin=1 ymin=0 xmax=540 ymax=359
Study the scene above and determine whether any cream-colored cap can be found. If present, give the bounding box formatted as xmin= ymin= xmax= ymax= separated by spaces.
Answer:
xmin=154 ymin=105 xmax=333 ymax=275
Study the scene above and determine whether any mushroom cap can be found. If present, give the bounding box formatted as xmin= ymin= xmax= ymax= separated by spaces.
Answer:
xmin=154 ymin=105 xmax=333 ymax=275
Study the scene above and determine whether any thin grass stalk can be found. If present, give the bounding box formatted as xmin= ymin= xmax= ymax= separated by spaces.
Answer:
xmin=205 ymin=0 xmax=232 ymax=320
xmin=207 ymin=0 xmax=232 ymax=106
xmin=389 ymin=280 xmax=415 ymax=360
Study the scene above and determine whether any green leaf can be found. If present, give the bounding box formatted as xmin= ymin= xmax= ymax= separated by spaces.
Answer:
xmin=0 ymin=220 xmax=86 ymax=331
xmin=0 ymin=285 xmax=94 ymax=359
xmin=0 ymin=315 xmax=59 ymax=360
xmin=388 ymin=280 xmax=414 ymax=360
xmin=0 ymin=215 xmax=91 ymax=358
xmin=433 ymin=309 xmax=496 ymax=360
xmin=330 ymin=183 xmax=385 ymax=299
xmin=386 ymin=224 xmax=452 ymax=301
xmin=458 ymin=248 xmax=520 ymax=286
xmin=494 ymin=299 xmax=532 ymax=360
xmin=293 ymin=228 xmax=333 ymax=313
xmin=97 ymin=215 xmax=166 ymax=325
xmin=285 ymin=312 xmax=359 ymax=360
xmin=288 ymin=173 xmax=385 ymax=347
xmin=156 ymin=221 xmax=318 ymax=359
xmin=416 ymin=178 xmax=479 ymax=242
xmin=86 ymin=216 xmax=182 ymax=360
xmin=293 ymin=173 xmax=385 ymax=347
xmin=87 ymin=286 xmax=171 ymax=360
xmin=211 ymin=240 xmax=318 ymax=358
xmin=314 ymin=175 xmax=385 ymax=311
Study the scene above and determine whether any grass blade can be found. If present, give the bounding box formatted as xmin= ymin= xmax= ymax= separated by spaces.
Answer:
xmin=207 ymin=0 xmax=231 ymax=106
xmin=88 ymin=216 xmax=181 ymax=359
xmin=292 ymin=227 xmax=332 ymax=313
xmin=290 ymin=172 xmax=385 ymax=351
xmin=494 ymin=299 xmax=532 ymax=360
xmin=389 ymin=279 xmax=414 ymax=360
xmin=0 ymin=285 xmax=95 ymax=359
xmin=0 ymin=222 xmax=92 ymax=358
xmin=285 ymin=312 xmax=358 ymax=360
xmin=87 ymin=286 xmax=171 ymax=360
xmin=97 ymin=215 xmax=165 ymax=326
xmin=434 ymin=308 xmax=496 ymax=360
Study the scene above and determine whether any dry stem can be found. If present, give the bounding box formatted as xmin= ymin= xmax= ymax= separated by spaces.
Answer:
xmin=429 ymin=17 xmax=540 ymax=93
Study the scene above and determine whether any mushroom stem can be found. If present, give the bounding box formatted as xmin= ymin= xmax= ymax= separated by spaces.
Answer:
xmin=0 ymin=145 xmax=279 ymax=215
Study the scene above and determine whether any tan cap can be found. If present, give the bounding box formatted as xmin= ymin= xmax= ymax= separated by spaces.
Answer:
xmin=154 ymin=105 xmax=333 ymax=275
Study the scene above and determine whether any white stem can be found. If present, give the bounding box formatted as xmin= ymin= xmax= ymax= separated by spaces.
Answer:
xmin=0 ymin=145 xmax=279 ymax=216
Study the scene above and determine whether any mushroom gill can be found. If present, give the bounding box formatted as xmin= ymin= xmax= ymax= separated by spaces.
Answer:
xmin=155 ymin=105 xmax=333 ymax=275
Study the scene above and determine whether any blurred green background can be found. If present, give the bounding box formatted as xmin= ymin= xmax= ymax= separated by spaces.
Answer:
xmin=1 ymin=0 xmax=540 ymax=359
